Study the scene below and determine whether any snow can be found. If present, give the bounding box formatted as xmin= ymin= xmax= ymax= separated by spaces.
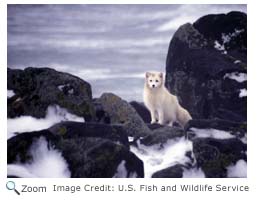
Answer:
xmin=214 ymin=40 xmax=225 ymax=51
xmin=214 ymin=29 xmax=244 ymax=54
xmin=223 ymin=72 xmax=247 ymax=83
xmin=7 ymin=90 xmax=15 ymax=98
xmin=130 ymin=137 xmax=192 ymax=178
xmin=58 ymin=85 xmax=65 ymax=91
xmin=221 ymin=33 xmax=231 ymax=44
xmin=190 ymin=128 xmax=235 ymax=139
xmin=182 ymin=167 xmax=205 ymax=178
xmin=128 ymin=136 xmax=134 ymax=142
xmin=239 ymin=89 xmax=247 ymax=98
xmin=7 ymin=105 xmax=84 ymax=139
xmin=234 ymin=60 xmax=241 ymax=64
xmin=7 ymin=137 xmax=71 ymax=178
xmin=227 ymin=159 xmax=247 ymax=178
xmin=112 ymin=160 xmax=137 ymax=178
xmin=113 ymin=160 xmax=127 ymax=178
xmin=240 ymin=136 xmax=247 ymax=144
xmin=8 ymin=164 xmax=37 ymax=177
xmin=58 ymin=84 xmax=74 ymax=94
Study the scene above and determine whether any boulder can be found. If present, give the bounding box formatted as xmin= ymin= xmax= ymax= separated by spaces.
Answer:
xmin=8 ymin=127 xmax=144 ymax=178
xmin=151 ymin=164 xmax=184 ymax=178
xmin=94 ymin=93 xmax=151 ymax=138
xmin=7 ymin=67 xmax=95 ymax=120
xmin=192 ymin=137 xmax=246 ymax=178
xmin=165 ymin=11 xmax=247 ymax=122
xmin=141 ymin=124 xmax=185 ymax=146
xmin=130 ymin=101 xmax=151 ymax=123
xmin=49 ymin=121 xmax=129 ymax=148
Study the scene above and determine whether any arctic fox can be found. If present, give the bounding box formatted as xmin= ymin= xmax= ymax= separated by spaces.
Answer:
xmin=143 ymin=71 xmax=192 ymax=128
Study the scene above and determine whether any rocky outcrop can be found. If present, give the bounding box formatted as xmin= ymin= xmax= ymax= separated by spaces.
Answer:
xmin=7 ymin=11 xmax=247 ymax=178
xmin=7 ymin=67 xmax=95 ymax=120
xmin=165 ymin=11 xmax=247 ymax=122
xmin=49 ymin=121 xmax=130 ymax=148
xmin=152 ymin=164 xmax=184 ymax=178
xmin=192 ymin=137 xmax=246 ymax=178
xmin=130 ymin=101 xmax=151 ymax=123
xmin=8 ymin=125 xmax=144 ymax=178
xmin=148 ymin=118 xmax=246 ymax=178
xmin=94 ymin=93 xmax=150 ymax=138
xmin=141 ymin=124 xmax=185 ymax=146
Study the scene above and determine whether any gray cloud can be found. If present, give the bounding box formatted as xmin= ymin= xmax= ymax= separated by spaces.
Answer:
xmin=8 ymin=4 xmax=246 ymax=101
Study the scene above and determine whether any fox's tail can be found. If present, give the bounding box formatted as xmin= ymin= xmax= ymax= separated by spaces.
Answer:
xmin=177 ymin=106 xmax=192 ymax=128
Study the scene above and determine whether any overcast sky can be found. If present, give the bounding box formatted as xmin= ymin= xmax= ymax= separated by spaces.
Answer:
xmin=8 ymin=4 xmax=247 ymax=101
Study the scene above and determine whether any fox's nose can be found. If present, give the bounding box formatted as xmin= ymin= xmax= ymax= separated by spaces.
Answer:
xmin=152 ymin=84 xmax=155 ymax=88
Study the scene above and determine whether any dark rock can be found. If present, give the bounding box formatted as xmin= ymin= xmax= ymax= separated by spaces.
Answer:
xmin=194 ymin=11 xmax=247 ymax=62
xmin=7 ymin=67 xmax=95 ymax=120
xmin=130 ymin=101 xmax=151 ymax=123
xmin=165 ymin=11 xmax=247 ymax=122
xmin=192 ymin=137 xmax=246 ymax=178
xmin=49 ymin=121 xmax=129 ymax=148
xmin=141 ymin=125 xmax=185 ymax=146
xmin=94 ymin=93 xmax=151 ymax=138
xmin=152 ymin=164 xmax=184 ymax=178
xmin=93 ymin=99 xmax=111 ymax=124
xmin=8 ymin=129 xmax=144 ymax=178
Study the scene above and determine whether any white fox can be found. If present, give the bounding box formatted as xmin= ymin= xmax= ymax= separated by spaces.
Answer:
xmin=143 ymin=71 xmax=192 ymax=128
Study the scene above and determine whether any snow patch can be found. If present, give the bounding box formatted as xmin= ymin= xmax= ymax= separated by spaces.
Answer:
xmin=8 ymin=137 xmax=71 ymax=178
xmin=130 ymin=137 xmax=192 ymax=178
xmin=214 ymin=40 xmax=225 ymax=51
xmin=227 ymin=160 xmax=247 ymax=178
xmin=7 ymin=90 xmax=15 ymax=98
xmin=234 ymin=60 xmax=241 ymax=64
xmin=240 ymin=136 xmax=247 ymax=144
xmin=7 ymin=164 xmax=37 ymax=177
xmin=239 ymin=89 xmax=247 ymax=98
xmin=223 ymin=72 xmax=247 ymax=83
xmin=182 ymin=167 xmax=205 ymax=178
xmin=190 ymin=128 xmax=235 ymax=139
xmin=128 ymin=136 xmax=134 ymax=142
xmin=113 ymin=160 xmax=127 ymax=178
xmin=112 ymin=160 xmax=137 ymax=178
xmin=214 ymin=29 xmax=244 ymax=54
xmin=8 ymin=105 xmax=84 ymax=139
xmin=58 ymin=84 xmax=74 ymax=94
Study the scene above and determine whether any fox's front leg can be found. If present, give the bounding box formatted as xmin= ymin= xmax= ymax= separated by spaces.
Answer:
xmin=157 ymin=109 xmax=165 ymax=125
xmin=150 ymin=109 xmax=157 ymax=124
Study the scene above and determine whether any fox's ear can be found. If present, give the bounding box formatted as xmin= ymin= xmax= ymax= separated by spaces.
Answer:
xmin=145 ymin=72 xmax=150 ymax=78
xmin=159 ymin=72 xmax=163 ymax=78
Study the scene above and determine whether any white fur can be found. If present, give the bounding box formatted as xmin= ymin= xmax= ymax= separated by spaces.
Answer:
xmin=143 ymin=71 xmax=192 ymax=127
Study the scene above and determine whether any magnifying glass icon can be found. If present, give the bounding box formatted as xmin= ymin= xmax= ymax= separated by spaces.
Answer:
xmin=6 ymin=181 xmax=20 ymax=195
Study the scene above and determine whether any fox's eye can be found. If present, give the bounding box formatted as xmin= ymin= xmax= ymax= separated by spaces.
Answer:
xmin=150 ymin=80 xmax=152 ymax=82
xmin=156 ymin=80 xmax=159 ymax=82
